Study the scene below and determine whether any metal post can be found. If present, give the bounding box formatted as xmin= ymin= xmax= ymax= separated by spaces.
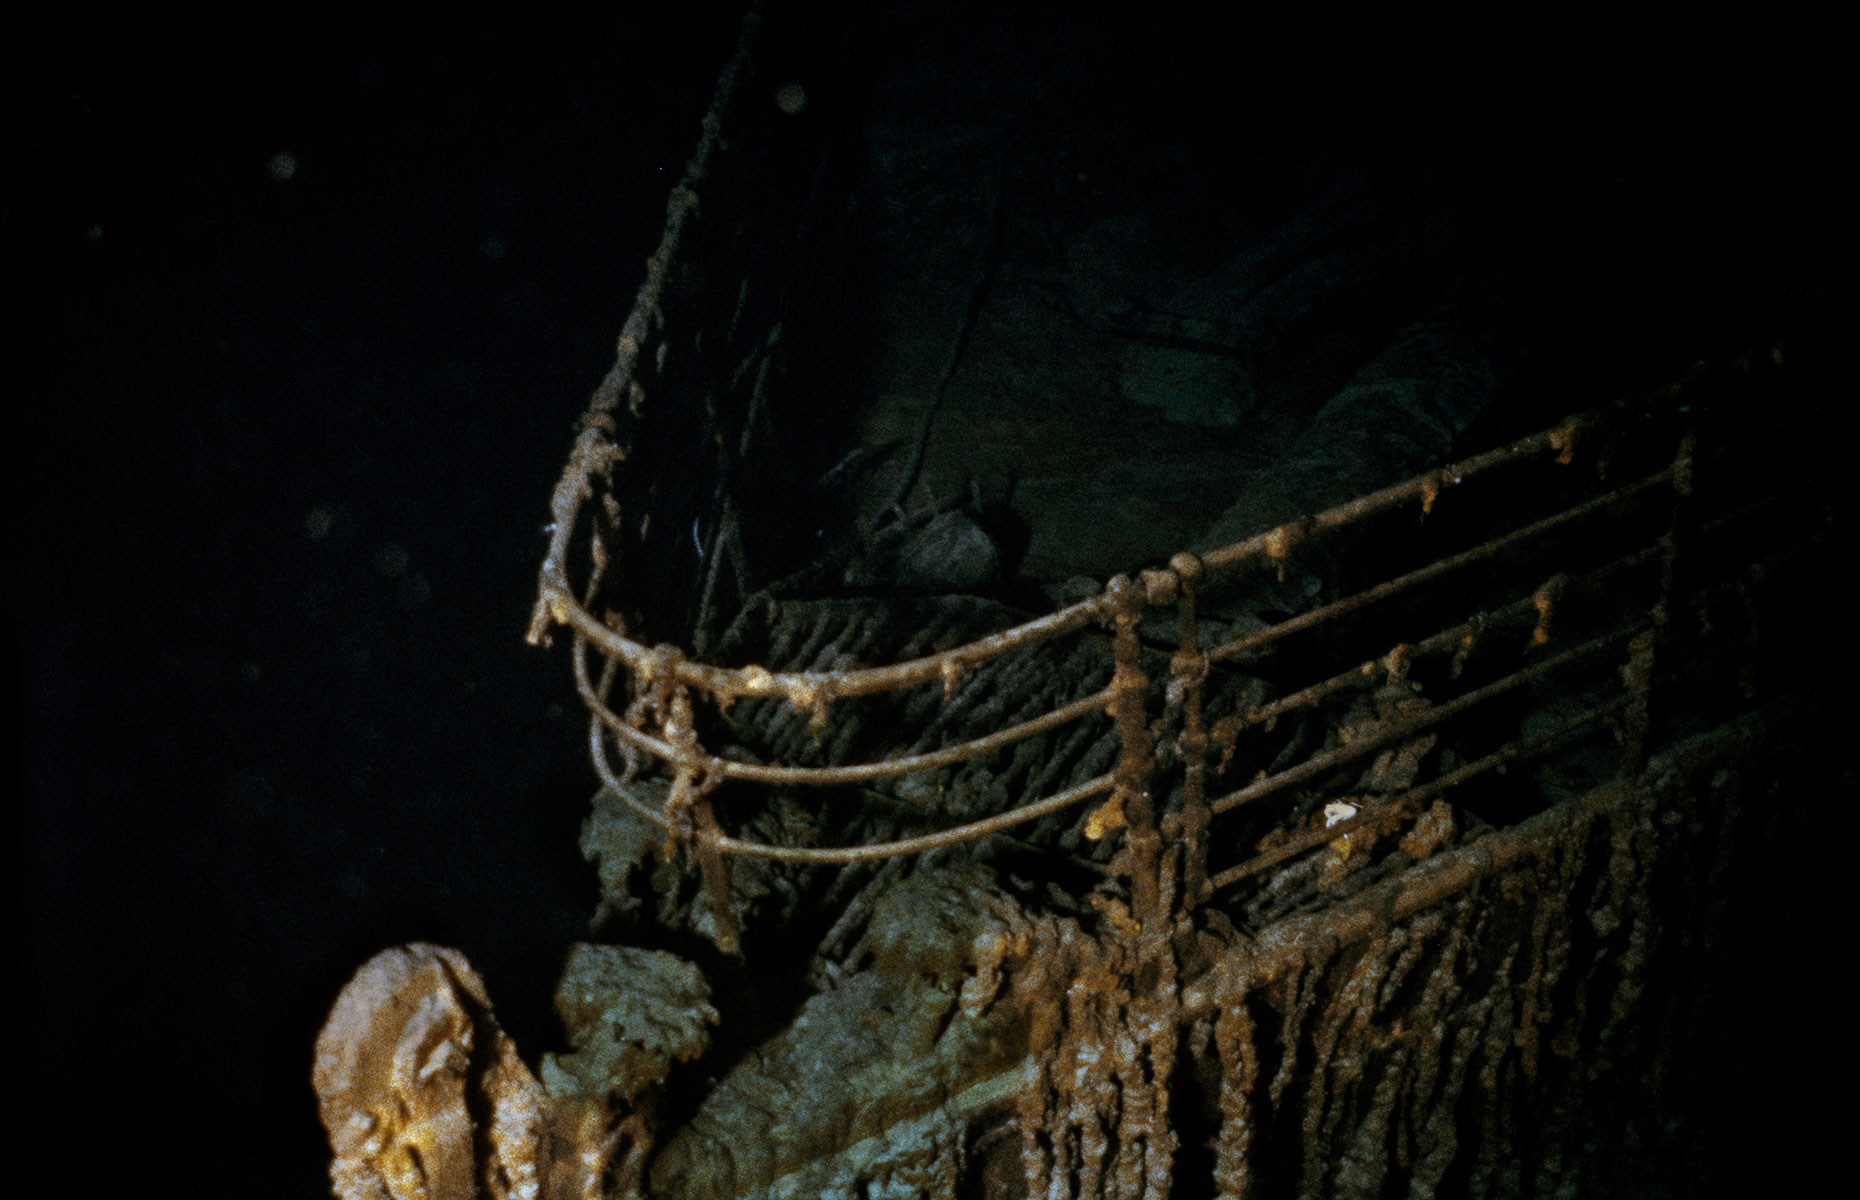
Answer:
xmin=1169 ymin=552 xmax=1211 ymax=911
xmin=1106 ymin=574 xmax=1163 ymax=930
xmin=1622 ymin=425 xmax=1696 ymax=777
xmin=661 ymin=677 xmax=741 ymax=954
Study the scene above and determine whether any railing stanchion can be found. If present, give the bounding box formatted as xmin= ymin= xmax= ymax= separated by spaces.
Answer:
xmin=1623 ymin=425 xmax=1696 ymax=777
xmin=1105 ymin=575 xmax=1164 ymax=931
xmin=1169 ymin=552 xmax=1211 ymax=912
xmin=661 ymin=677 xmax=741 ymax=955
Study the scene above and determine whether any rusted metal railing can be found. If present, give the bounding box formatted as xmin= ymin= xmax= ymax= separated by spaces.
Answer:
xmin=532 ymin=233 xmax=1798 ymax=948
xmin=519 ymin=0 xmax=1811 ymax=970
xmin=510 ymin=10 xmax=1832 ymax=1194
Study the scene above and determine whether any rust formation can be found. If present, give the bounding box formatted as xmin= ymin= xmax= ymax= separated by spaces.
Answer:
xmin=315 ymin=3 xmax=1838 ymax=1196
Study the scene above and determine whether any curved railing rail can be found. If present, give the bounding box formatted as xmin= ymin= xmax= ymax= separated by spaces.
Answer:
xmin=535 ymin=287 xmax=1800 ymax=956
xmin=522 ymin=5 xmax=1815 ymax=956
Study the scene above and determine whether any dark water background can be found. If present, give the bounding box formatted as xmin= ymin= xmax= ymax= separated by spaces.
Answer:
xmin=10 ymin=4 xmax=739 ymax=1192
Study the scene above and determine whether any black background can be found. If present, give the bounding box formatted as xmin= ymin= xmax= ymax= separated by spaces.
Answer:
xmin=10 ymin=3 xmax=741 ymax=1193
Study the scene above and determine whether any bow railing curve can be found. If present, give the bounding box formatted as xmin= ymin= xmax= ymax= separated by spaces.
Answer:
xmin=529 ymin=333 xmax=1804 ymax=956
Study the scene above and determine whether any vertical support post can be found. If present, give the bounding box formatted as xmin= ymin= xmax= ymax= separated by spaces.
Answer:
xmin=1106 ymin=575 xmax=1162 ymax=931
xmin=1619 ymin=630 xmax=1656 ymax=775
xmin=688 ymin=789 xmax=740 ymax=957
xmin=1622 ymin=425 xmax=1696 ymax=776
xmin=1170 ymin=552 xmax=1211 ymax=911
xmin=661 ymin=676 xmax=741 ymax=955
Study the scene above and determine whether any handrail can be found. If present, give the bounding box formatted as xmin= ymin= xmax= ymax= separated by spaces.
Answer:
xmin=531 ymin=337 xmax=1798 ymax=946
xmin=520 ymin=0 xmax=1800 ymax=947
xmin=546 ymin=581 xmax=1115 ymax=707
xmin=572 ymin=631 xmax=1118 ymax=788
